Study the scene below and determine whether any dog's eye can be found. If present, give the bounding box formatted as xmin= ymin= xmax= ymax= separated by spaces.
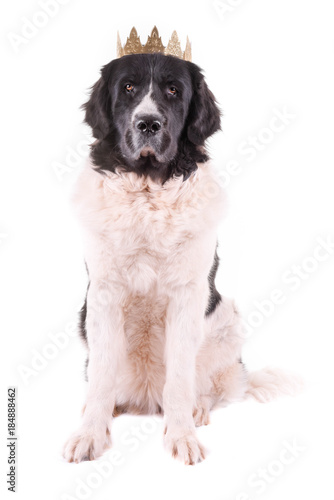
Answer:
xmin=125 ymin=84 xmax=134 ymax=92
xmin=168 ymin=87 xmax=177 ymax=96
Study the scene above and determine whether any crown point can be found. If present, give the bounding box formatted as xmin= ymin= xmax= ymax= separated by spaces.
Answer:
xmin=183 ymin=36 xmax=192 ymax=62
xmin=124 ymin=26 xmax=142 ymax=55
xmin=151 ymin=26 xmax=160 ymax=37
xmin=165 ymin=30 xmax=182 ymax=59
xmin=117 ymin=31 xmax=124 ymax=58
xmin=144 ymin=26 xmax=164 ymax=54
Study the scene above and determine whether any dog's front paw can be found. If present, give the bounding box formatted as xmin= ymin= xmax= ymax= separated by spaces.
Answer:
xmin=164 ymin=426 xmax=206 ymax=465
xmin=63 ymin=426 xmax=111 ymax=463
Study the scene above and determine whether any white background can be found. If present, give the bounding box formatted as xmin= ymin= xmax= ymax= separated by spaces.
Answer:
xmin=1 ymin=1 xmax=334 ymax=499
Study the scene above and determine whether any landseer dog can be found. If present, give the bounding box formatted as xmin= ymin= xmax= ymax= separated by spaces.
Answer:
xmin=63 ymin=51 xmax=299 ymax=465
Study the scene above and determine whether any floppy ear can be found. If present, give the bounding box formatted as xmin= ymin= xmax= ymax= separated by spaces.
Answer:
xmin=82 ymin=62 xmax=114 ymax=140
xmin=186 ymin=64 xmax=221 ymax=146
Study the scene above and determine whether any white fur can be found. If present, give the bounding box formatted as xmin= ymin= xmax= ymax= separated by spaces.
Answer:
xmin=131 ymin=82 xmax=159 ymax=124
xmin=246 ymin=368 xmax=305 ymax=403
xmin=63 ymin=160 xmax=301 ymax=465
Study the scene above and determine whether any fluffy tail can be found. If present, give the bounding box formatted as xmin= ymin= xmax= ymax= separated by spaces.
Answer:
xmin=246 ymin=367 xmax=305 ymax=403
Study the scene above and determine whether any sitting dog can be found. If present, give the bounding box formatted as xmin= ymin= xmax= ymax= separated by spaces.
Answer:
xmin=63 ymin=37 xmax=298 ymax=465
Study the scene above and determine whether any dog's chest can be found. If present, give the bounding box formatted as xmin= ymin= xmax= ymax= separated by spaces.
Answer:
xmin=102 ymin=176 xmax=200 ymax=251
xmin=75 ymin=164 xmax=223 ymax=293
xmin=101 ymin=182 xmax=198 ymax=292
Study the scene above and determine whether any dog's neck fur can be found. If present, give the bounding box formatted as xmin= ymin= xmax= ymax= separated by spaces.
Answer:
xmin=73 ymin=158 xmax=226 ymax=237
xmin=89 ymin=132 xmax=209 ymax=184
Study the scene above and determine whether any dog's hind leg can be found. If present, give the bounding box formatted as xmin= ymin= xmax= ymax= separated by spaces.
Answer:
xmin=195 ymin=296 xmax=303 ymax=425
xmin=194 ymin=297 xmax=248 ymax=424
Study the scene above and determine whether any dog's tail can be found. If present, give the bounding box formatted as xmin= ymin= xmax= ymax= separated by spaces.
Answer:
xmin=245 ymin=367 xmax=305 ymax=403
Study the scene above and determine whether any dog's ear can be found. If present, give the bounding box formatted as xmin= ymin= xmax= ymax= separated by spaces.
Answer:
xmin=186 ymin=63 xmax=221 ymax=146
xmin=82 ymin=61 xmax=115 ymax=140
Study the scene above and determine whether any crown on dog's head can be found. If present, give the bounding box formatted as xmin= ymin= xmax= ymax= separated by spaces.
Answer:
xmin=117 ymin=26 xmax=192 ymax=61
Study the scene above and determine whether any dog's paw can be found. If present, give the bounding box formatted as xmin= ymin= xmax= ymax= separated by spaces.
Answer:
xmin=63 ymin=426 xmax=111 ymax=463
xmin=164 ymin=427 xmax=206 ymax=465
xmin=193 ymin=405 xmax=210 ymax=427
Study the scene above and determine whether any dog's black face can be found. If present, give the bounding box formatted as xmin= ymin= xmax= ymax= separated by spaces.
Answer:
xmin=110 ymin=54 xmax=193 ymax=167
xmin=84 ymin=53 xmax=221 ymax=182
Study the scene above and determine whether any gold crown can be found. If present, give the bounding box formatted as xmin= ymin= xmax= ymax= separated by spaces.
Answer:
xmin=117 ymin=26 xmax=192 ymax=62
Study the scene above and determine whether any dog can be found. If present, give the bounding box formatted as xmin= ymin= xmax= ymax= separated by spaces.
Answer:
xmin=63 ymin=52 xmax=299 ymax=465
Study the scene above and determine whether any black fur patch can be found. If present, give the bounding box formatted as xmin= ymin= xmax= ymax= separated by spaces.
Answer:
xmin=205 ymin=246 xmax=222 ymax=316
xmin=79 ymin=285 xmax=89 ymax=344
xmin=79 ymin=283 xmax=89 ymax=379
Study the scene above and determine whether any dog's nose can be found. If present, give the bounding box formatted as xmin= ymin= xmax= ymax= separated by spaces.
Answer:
xmin=136 ymin=116 xmax=162 ymax=134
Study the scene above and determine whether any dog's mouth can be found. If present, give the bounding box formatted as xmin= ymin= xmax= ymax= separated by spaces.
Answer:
xmin=132 ymin=147 xmax=166 ymax=169
xmin=139 ymin=147 xmax=156 ymax=158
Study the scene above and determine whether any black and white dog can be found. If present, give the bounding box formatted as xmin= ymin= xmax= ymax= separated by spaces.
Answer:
xmin=63 ymin=53 xmax=297 ymax=465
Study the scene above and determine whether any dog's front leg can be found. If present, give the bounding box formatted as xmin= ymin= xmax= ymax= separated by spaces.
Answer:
xmin=163 ymin=284 xmax=206 ymax=465
xmin=63 ymin=279 xmax=125 ymax=463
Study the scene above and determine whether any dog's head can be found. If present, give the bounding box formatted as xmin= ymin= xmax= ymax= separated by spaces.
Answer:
xmin=84 ymin=53 xmax=221 ymax=182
